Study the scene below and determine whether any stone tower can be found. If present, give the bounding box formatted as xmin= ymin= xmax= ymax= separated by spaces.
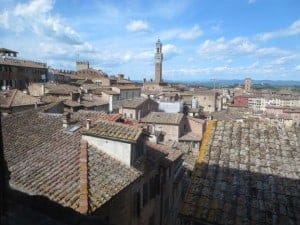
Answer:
xmin=244 ymin=77 xmax=252 ymax=92
xmin=76 ymin=61 xmax=89 ymax=71
xmin=154 ymin=39 xmax=163 ymax=84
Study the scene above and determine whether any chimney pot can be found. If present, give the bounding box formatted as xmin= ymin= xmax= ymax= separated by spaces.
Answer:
xmin=86 ymin=119 xmax=91 ymax=130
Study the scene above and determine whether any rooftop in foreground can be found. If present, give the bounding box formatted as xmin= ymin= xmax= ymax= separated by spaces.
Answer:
xmin=2 ymin=110 xmax=142 ymax=213
xmin=180 ymin=120 xmax=300 ymax=225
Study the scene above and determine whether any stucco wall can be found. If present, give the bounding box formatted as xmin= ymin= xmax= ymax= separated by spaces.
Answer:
xmin=82 ymin=135 xmax=132 ymax=166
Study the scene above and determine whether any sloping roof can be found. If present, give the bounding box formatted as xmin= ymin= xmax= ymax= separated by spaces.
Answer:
xmin=180 ymin=120 xmax=300 ymax=225
xmin=0 ymin=89 xmax=41 ymax=108
xmin=74 ymin=68 xmax=109 ymax=80
xmin=114 ymin=97 xmax=150 ymax=109
xmin=83 ymin=120 xmax=142 ymax=143
xmin=141 ymin=112 xmax=184 ymax=125
xmin=145 ymin=141 xmax=182 ymax=162
xmin=3 ymin=111 xmax=82 ymax=210
xmin=45 ymin=84 xmax=78 ymax=95
xmin=2 ymin=110 xmax=141 ymax=213
xmin=88 ymin=146 xmax=142 ymax=211
xmin=179 ymin=132 xmax=202 ymax=141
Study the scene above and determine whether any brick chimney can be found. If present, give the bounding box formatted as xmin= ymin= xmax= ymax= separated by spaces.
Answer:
xmin=62 ymin=112 xmax=70 ymax=128
xmin=79 ymin=140 xmax=88 ymax=214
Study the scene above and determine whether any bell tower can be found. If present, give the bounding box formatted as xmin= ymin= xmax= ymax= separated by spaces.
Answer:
xmin=154 ymin=39 xmax=163 ymax=84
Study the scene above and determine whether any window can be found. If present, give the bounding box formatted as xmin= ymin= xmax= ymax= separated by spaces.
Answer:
xmin=130 ymin=113 xmax=133 ymax=118
xmin=143 ymin=183 xmax=148 ymax=207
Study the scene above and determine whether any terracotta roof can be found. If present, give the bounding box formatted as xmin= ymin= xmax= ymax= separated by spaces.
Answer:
xmin=2 ymin=110 xmax=141 ymax=213
xmin=141 ymin=112 xmax=184 ymax=125
xmin=74 ymin=69 xmax=109 ymax=80
xmin=114 ymin=97 xmax=150 ymax=109
xmin=0 ymin=89 xmax=41 ymax=108
xmin=180 ymin=120 xmax=300 ymax=225
xmin=63 ymin=100 xmax=82 ymax=107
xmin=145 ymin=141 xmax=182 ymax=162
xmin=45 ymin=84 xmax=78 ymax=95
xmin=179 ymin=132 xmax=202 ymax=141
xmin=83 ymin=120 xmax=142 ymax=143
xmin=88 ymin=146 xmax=141 ymax=211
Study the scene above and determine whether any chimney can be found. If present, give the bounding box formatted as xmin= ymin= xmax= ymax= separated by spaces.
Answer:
xmin=86 ymin=119 xmax=91 ymax=130
xmin=41 ymin=84 xmax=45 ymax=96
xmin=77 ymin=94 xmax=82 ymax=104
xmin=62 ymin=112 xmax=70 ymax=128
xmin=78 ymin=140 xmax=88 ymax=214
xmin=109 ymin=95 xmax=113 ymax=113
xmin=70 ymin=92 xmax=75 ymax=101
xmin=138 ymin=109 xmax=141 ymax=122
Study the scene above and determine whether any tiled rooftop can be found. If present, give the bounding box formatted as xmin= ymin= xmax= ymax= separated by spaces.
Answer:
xmin=3 ymin=111 xmax=81 ymax=210
xmin=114 ymin=97 xmax=148 ymax=109
xmin=2 ymin=110 xmax=141 ymax=213
xmin=141 ymin=112 xmax=184 ymax=125
xmin=88 ymin=146 xmax=142 ymax=211
xmin=179 ymin=132 xmax=202 ymax=141
xmin=145 ymin=141 xmax=183 ymax=162
xmin=45 ymin=84 xmax=79 ymax=95
xmin=180 ymin=120 xmax=300 ymax=225
xmin=0 ymin=89 xmax=41 ymax=108
xmin=83 ymin=120 xmax=142 ymax=143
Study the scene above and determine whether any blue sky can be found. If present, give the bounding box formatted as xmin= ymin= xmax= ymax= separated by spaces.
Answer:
xmin=0 ymin=0 xmax=300 ymax=81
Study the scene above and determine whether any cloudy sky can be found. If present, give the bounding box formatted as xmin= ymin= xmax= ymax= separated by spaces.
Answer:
xmin=0 ymin=0 xmax=300 ymax=81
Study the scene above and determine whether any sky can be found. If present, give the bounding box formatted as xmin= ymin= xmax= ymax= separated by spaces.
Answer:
xmin=0 ymin=0 xmax=300 ymax=81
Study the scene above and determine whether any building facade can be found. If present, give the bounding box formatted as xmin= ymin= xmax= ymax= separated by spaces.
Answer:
xmin=0 ymin=48 xmax=47 ymax=90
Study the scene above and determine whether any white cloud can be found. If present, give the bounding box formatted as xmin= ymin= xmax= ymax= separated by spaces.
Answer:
xmin=197 ymin=36 xmax=294 ymax=61
xmin=295 ymin=65 xmax=300 ymax=70
xmin=159 ymin=24 xmax=203 ymax=41
xmin=126 ymin=20 xmax=149 ymax=32
xmin=197 ymin=37 xmax=257 ymax=60
xmin=258 ymin=20 xmax=300 ymax=41
xmin=0 ymin=0 xmax=83 ymax=45
xmin=248 ymin=0 xmax=256 ymax=4
xmin=163 ymin=44 xmax=180 ymax=60
xmin=178 ymin=25 xmax=203 ymax=40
